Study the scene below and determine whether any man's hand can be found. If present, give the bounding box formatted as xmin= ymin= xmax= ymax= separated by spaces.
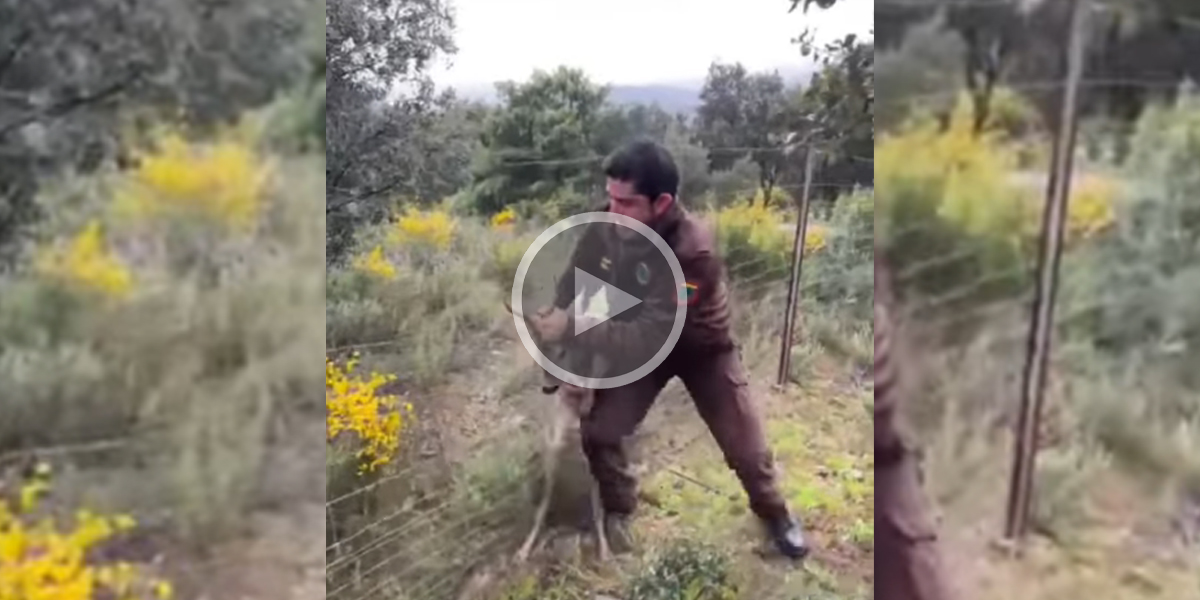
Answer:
xmin=530 ymin=307 xmax=569 ymax=343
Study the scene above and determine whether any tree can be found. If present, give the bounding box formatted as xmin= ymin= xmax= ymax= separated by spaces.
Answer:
xmin=874 ymin=20 xmax=967 ymax=132
xmin=0 ymin=0 xmax=315 ymax=266
xmin=788 ymin=0 xmax=875 ymax=198
xmin=696 ymin=63 xmax=795 ymax=206
xmin=873 ymin=0 xmax=1200 ymax=135
xmin=465 ymin=67 xmax=610 ymax=215
xmin=325 ymin=0 xmax=459 ymax=262
xmin=784 ymin=0 xmax=874 ymax=200
xmin=594 ymin=102 xmax=678 ymax=152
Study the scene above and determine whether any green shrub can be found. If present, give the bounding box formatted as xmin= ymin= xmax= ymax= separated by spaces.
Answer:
xmin=1059 ymin=95 xmax=1200 ymax=385
xmin=626 ymin=539 xmax=739 ymax=600
xmin=809 ymin=190 xmax=873 ymax=320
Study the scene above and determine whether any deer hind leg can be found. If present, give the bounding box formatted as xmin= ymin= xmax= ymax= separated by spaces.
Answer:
xmin=516 ymin=441 xmax=557 ymax=563
xmin=591 ymin=481 xmax=611 ymax=561
xmin=515 ymin=400 xmax=571 ymax=564
xmin=560 ymin=386 xmax=609 ymax=561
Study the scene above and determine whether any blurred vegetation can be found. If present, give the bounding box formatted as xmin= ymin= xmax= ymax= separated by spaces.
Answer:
xmin=0 ymin=118 xmax=324 ymax=544
xmin=875 ymin=3 xmax=1200 ymax=597
xmin=875 ymin=0 xmax=1200 ymax=138
xmin=0 ymin=2 xmax=325 ymax=597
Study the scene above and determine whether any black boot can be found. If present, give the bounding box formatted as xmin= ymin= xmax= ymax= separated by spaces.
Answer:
xmin=765 ymin=514 xmax=810 ymax=560
xmin=603 ymin=513 xmax=635 ymax=554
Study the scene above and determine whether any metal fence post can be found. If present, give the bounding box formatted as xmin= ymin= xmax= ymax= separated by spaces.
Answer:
xmin=777 ymin=146 xmax=817 ymax=387
xmin=1004 ymin=0 xmax=1089 ymax=544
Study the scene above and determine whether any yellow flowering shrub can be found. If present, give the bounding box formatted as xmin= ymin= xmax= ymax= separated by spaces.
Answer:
xmin=804 ymin=223 xmax=829 ymax=255
xmin=490 ymin=207 xmax=517 ymax=231
xmin=352 ymin=246 xmax=397 ymax=280
xmin=715 ymin=203 xmax=791 ymax=251
xmin=0 ymin=466 xmax=173 ymax=600
xmin=880 ymin=92 xmax=1114 ymax=252
xmin=1066 ymin=174 xmax=1118 ymax=242
xmin=877 ymin=94 xmax=1039 ymax=303
xmin=34 ymin=220 xmax=134 ymax=299
xmin=713 ymin=203 xmax=792 ymax=281
xmin=113 ymin=127 xmax=271 ymax=231
xmin=878 ymin=95 xmax=1035 ymax=245
xmin=326 ymin=355 xmax=411 ymax=474
xmin=389 ymin=207 xmax=456 ymax=250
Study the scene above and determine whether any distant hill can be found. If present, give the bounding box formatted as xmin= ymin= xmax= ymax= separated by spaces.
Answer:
xmin=445 ymin=64 xmax=818 ymax=115
xmin=607 ymin=84 xmax=704 ymax=113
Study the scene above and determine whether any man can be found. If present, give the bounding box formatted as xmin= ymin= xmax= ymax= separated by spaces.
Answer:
xmin=527 ymin=139 xmax=809 ymax=559
xmin=874 ymin=252 xmax=954 ymax=600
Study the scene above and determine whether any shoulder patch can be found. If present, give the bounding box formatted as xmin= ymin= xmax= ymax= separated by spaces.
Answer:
xmin=677 ymin=282 xmax=700 ymax=306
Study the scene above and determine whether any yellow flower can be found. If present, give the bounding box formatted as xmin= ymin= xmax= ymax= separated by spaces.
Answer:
xmin=0 ymin=473 xmax=174 ymax=600
xmin=804 ymin=224 xmax=829 ymax=255
xmin=34 ymin=220 xmax=134 ymax=299
xmin=1066 ymin=174 xmax=1117 ymax=242
xmin=388 ymin=207 xmax=456 ymax=250
xmin=352 ymin=246 xmax=397 ymax=279
xmin=113 ymin=129 xmax=270 ymax=231
xmin=326 ymin=356 xmax=410 ymax=473
xmin=714 ymin=203 xmax=792 ymax=255
xmin=877 ymin=93 xmax=1034 ymax=246
xmin=153 ymin=580 xmax=173 ymax=599
xmin=490 ymin=208 xmax=517 ymax=231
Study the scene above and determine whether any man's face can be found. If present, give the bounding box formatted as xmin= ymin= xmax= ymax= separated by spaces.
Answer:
xmin=606 ymin=178 xmax=673 ymax=235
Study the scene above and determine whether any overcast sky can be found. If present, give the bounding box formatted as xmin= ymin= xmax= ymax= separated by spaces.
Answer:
xmin=428 ymin=0 xmax=874 ymax=88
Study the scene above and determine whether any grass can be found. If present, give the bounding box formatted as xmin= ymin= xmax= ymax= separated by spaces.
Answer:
xmin=634 ymin=373 xmax=873 ymax=599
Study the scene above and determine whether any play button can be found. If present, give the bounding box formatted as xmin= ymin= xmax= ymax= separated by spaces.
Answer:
xmin=511 ymin=212 xmax=687 ymax=390
xmin=571 ymin=267 xmax=642 ymax=335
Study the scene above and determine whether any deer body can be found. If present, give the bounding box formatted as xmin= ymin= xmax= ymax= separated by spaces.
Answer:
xmin=506 ymin=297 xmax=611 ymax=563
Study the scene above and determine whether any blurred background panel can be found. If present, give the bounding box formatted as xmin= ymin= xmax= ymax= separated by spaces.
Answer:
xmin=0 ymin=1 xmax=325 ymax=599
xmin=876 ymin=0 xmax=1200 ymax=597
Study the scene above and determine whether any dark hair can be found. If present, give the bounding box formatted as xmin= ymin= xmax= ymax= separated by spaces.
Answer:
xmin=602 ymin=138 xmax=680 ymax=202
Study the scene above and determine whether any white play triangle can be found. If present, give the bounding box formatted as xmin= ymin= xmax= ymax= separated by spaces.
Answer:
xmin=573 ymin=267 xmax=642 ymax=335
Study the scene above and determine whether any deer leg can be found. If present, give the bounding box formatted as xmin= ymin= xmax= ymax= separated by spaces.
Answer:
xmin=591 ymin=481 xmax=611 ymax=562
xmin=515 ymin=481 xmax=553 ymax=562
xmin=516 ymin=447 xmax=557 ymax=563
xmin=516 ymin=408 xmax=570 ymax=564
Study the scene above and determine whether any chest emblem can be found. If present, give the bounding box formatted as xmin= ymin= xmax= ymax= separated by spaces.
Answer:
xmin=635 ymin=262 xmax=651 ymax=285
xmin=600 ymin=257 xmax=612 ymax=271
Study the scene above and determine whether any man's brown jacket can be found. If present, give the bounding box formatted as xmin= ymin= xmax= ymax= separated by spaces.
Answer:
xmin=552 ymin=202 xmax=737 ymax=358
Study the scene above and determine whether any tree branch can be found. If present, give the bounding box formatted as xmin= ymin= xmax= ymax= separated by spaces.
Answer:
xmin=326 ymin=177 xmax=410 ymax=215
xmin=0 ymin=28 xmax=33 ymax=84
xmin=0 ymin=69 xmax=142 ymax=139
